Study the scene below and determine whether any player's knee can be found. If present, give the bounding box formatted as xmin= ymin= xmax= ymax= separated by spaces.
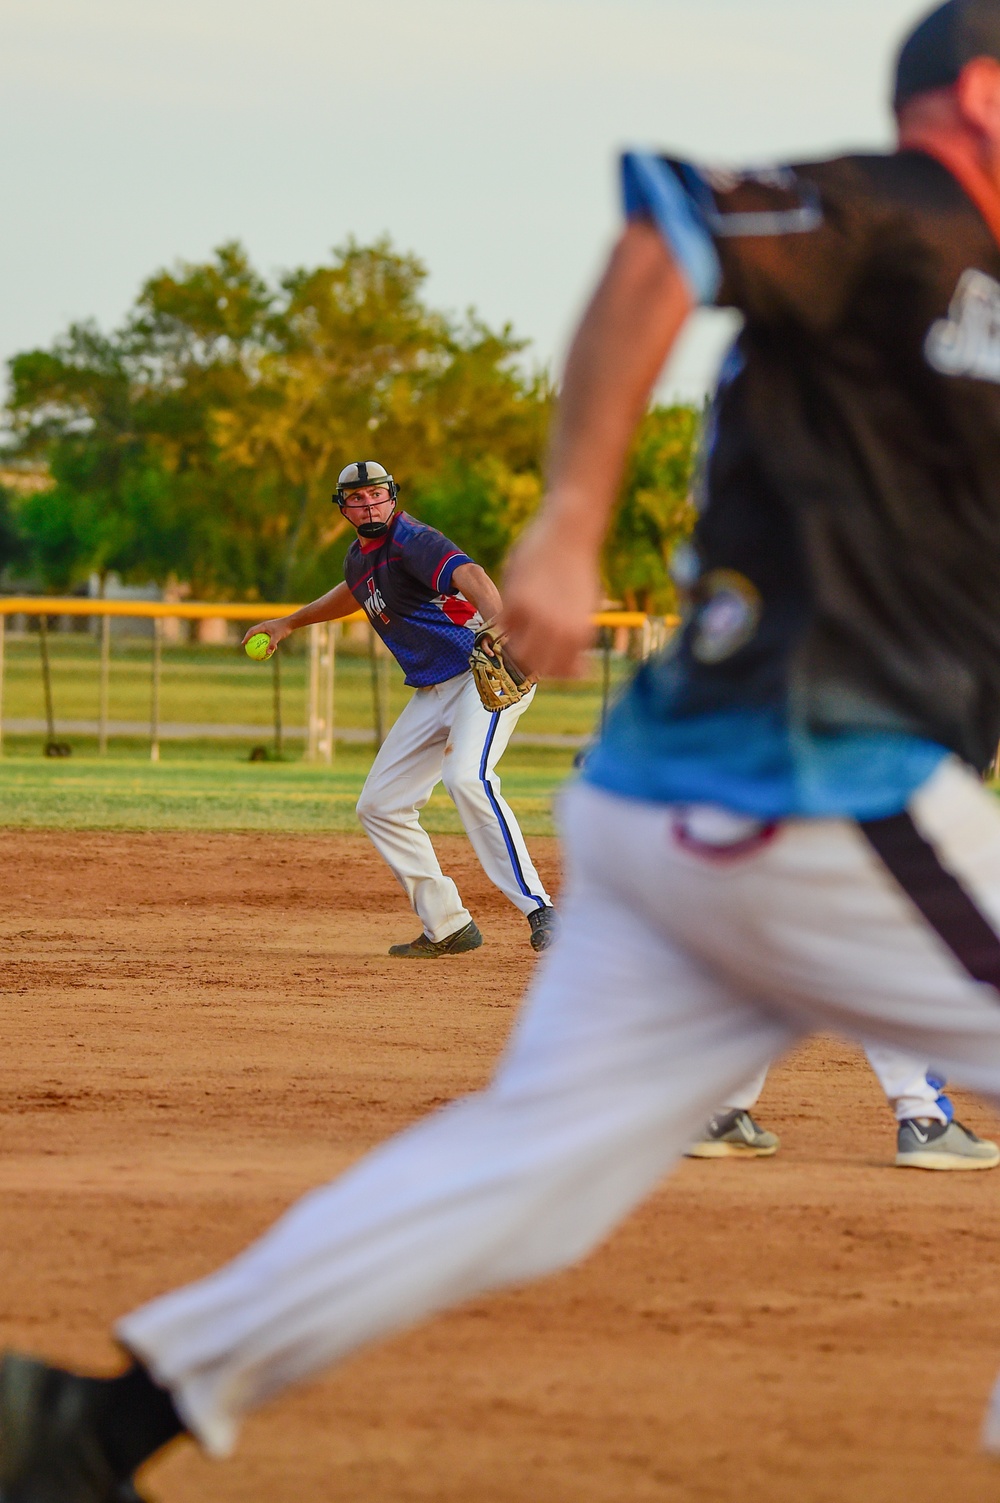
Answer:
xmin=355 ymin=789 xmax=377 ymax=825
xmin=441 ymin=760 xmax=467 ymax=798
xmin=357 ymin=789 xmax=411 ymax=829
xmin=443 ymin=766 xmax=489 ymax=811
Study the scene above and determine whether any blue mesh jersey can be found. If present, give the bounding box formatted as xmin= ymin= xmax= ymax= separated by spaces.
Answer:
xmin=343 ymin=512 xmax=480 ymax=688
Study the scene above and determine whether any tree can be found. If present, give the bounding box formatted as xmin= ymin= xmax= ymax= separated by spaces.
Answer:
xmin=3 ymin=238 xmax=554 ymax=601
xmin=211 ymin=240 xmax=552 ymax=598
xmin=411 ymin=459 xmax=543 ymax=578
xmin=602 ymin=403 xmax=701 ymax=614
xmin=0 ymin=485 xmax=28 ymax=582
xmin=6 ymin=325 xmax=153 ymax=590
xmin=3 ymin=239 xmax=701 ymax=607
xmin=3 ymin=246 xmax=276 ymax=594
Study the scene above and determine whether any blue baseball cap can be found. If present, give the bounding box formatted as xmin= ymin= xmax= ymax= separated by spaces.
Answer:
xmin=894 ymin=0 xmax=1000 ymax=109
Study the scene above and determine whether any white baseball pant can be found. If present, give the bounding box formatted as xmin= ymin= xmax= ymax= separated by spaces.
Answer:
xmin=355 ymin=670 xmax=550 ymax=941
xmin=118 ymin=757 xmax=1000 ymax=1457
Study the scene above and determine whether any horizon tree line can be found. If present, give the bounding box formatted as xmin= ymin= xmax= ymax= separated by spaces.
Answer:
xmin=0 ymin=237 xmax=700 ymax=615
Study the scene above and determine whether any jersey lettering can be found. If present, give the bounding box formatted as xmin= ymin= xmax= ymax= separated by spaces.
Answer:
xmin=925 ymin=268 xmax=1000 ymax=384
xmin=364 ymin=579 xmax=390 ymax=624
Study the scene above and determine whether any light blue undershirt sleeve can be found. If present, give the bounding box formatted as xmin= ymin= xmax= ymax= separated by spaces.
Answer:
xmin=620 ymin=151 xmax=721 ymax=306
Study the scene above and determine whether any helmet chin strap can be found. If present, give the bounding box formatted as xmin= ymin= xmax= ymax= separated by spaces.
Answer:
xmin=354 ymin=501 xmax=396 ymax=539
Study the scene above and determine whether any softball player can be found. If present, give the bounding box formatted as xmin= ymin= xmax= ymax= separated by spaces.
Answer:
xmin=242 ymin=462 xmax=555 ymax=957
xmin=11 ymin=1 xmax=1000 ymax=1494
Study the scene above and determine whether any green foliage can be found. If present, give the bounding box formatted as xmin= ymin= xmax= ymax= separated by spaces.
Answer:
xmin=603 ymin=404 xmax=702 ymax=613
xmin=409 ymin=458 xmax=544 ymax=577
xmin=4 ymin=236 xmax=699 ymax=606
xmin=0 ymin=485 xmax=28 ymax=579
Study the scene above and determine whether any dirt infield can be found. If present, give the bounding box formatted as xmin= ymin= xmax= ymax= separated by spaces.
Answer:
xmin=3 ymin=829 xmax=1000 ymax=1503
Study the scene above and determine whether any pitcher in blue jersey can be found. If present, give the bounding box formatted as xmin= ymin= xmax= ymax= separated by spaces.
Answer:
xmin=242 ymin=461 xmax=555 ymax=957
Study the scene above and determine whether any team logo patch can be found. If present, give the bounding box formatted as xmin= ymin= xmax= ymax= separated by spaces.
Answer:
xmin=690 ymin=569 xmax=761 ymax=665
xmin=925 ymin=269 xmax=1000 ymax=384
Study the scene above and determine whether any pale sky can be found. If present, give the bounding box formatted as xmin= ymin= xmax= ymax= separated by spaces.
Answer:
xmin=2 ymin=0 xmax=928 ymax=401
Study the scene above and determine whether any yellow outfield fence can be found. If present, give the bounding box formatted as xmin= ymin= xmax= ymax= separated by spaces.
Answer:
xmin=0 ymin=597 xmax=315 ymax=622
xmin=0 ymin=597 xmax=654 ymax=628
xmin=0 ymin=597 xmax=678 ymax=761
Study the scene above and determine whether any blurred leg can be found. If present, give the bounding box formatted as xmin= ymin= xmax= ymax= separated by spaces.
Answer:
xmin=118 ymin=793 xmax=796 ymax=1456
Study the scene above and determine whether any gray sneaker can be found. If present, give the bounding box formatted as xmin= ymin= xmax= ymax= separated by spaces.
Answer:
xmin=896 ymin=1118 xmax=1000 ymax=1170
xmin=685 ymin=1108 xmax=780 ymax=1159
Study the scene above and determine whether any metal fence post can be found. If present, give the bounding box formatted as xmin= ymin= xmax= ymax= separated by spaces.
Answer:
xmin=306 ymin=622 xmax=335 ymax=765
xmin=306 ymin=623 xmax=320 ymax=762
xmin=98 ymin=612 xmax=111 ymax=754
xmin=39 ymin=615 xmax=57 ymax=753
xmin=271 ymin=649 xmax=283 ymax=759
xmin=150 ymin=617 xmax=162 ymax=763
xmin=321 ymin=620 xmax=335 ymax=765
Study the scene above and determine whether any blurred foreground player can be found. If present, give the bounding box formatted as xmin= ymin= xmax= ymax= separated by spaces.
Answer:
xmin=13 ymin=0 xmax=1000 ymax=1494
xmin=242 ymin=461 xmax=555 ymax=957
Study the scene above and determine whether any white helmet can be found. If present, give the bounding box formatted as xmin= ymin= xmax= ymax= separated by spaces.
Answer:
xmin=333 ymin=460 xmax=398 ymax=538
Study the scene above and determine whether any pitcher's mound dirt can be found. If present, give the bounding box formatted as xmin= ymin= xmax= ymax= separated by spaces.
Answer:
xmin=3 ymin=829 xmax=1000 ymax=1503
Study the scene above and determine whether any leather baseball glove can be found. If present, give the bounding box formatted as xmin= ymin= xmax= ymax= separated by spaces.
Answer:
xmin=469 ymin=625 xmax=535 ymax=711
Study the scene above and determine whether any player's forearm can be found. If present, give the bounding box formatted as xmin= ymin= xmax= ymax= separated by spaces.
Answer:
xmin=280 ymin=583 xmax=356 ymax=632
xmin=241 ymin=584 xmax=357 ymax=651
xmin=451 ymin=564 xmax=503 ymax=624
xmin=545 ymin=221 xmax=694 ymax=547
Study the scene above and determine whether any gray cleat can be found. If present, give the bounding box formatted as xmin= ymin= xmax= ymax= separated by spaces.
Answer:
xmin=0 ymin=1352 xmax=144 ymax=1503
xmin=685 ymin=1108 xmax=780 ymax=1159
xmin=896 ymin=1118 xmax=1000 ymax=1170
xmin=388 ymin=919 xmax=483 ymax=959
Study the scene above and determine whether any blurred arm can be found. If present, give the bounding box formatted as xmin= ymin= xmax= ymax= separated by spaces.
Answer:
xmin=502 ymin=221 xmax=694 ymax=677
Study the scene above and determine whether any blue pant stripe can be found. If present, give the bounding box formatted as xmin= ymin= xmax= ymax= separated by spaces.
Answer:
xmin=479 ymin=713 xmax=545 ymax=908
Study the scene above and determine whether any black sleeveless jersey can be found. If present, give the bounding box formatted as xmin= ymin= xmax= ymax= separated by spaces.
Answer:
xmin=636 ymin=150 xmax=1000 ymax=769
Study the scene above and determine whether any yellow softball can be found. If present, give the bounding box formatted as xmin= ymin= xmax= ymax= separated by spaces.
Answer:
xmin=245 ymin=632 xmax=272 ymax=661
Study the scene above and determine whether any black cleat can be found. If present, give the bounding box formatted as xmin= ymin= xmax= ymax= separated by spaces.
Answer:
xmin=0 ymin=1353 xmax=144 ymax=1503
xmin=388 ymin=920 xmax=484 ymax=959
xmin=527 ymin=906 xmax=557 ymax=953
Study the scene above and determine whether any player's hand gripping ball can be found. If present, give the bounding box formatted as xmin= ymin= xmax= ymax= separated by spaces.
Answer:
xmin=245 ymin=632 xmax=272 ymax=661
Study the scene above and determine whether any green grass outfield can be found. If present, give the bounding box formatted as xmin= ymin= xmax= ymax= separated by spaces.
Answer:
xmin=0 ymin=742 xmax=577 ymax=836
xmin=0 ymin=628 xmax=625 ymax=834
